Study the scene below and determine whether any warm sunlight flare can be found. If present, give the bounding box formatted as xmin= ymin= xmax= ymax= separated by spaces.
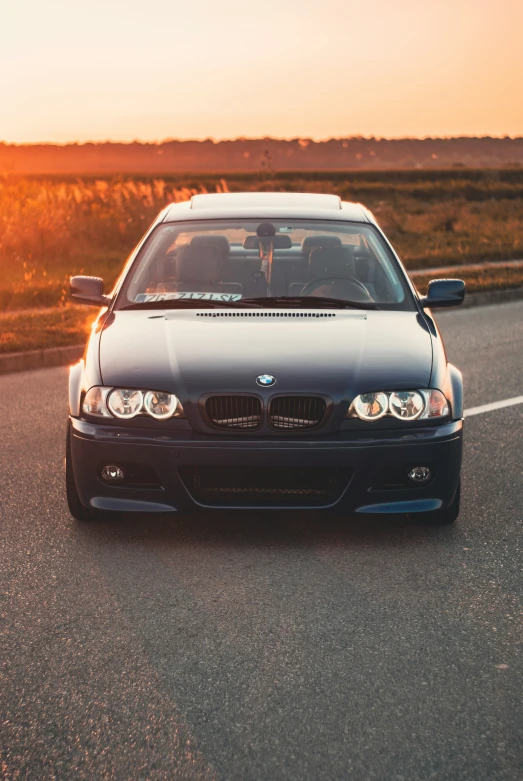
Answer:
xmin=3 ymin=0 xmax=523 ymax=143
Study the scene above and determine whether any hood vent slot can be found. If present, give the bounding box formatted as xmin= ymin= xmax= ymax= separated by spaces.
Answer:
xmin=196 ymin=312 xmax=336 ymax=318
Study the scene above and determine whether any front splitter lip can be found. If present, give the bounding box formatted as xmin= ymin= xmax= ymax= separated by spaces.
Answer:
xmin=356 ymin=498 xmax=442 ymax=514
xmin=87 ymin=496 xmax=444 ymax=515
xmin=90 ymin=496 xmax=178 ymax=513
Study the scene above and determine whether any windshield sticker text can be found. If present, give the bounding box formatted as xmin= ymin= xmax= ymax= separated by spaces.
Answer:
xmin=135 ymin=292 xmax=243 ymax=302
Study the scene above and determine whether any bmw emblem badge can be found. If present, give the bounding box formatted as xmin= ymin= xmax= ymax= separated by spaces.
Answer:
xmin=256 ymin=374 xmax=276 ymax=387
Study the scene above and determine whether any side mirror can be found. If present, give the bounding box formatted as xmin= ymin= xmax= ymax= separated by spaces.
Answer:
xmin=70 ymin=276 xmax=112 ymax=306
xmin=420 ymin=278 xmax=465 ymax=309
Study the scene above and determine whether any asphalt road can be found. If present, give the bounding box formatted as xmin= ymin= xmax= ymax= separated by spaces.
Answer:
xmin=1 ymin=301 xmax=522 ymax=780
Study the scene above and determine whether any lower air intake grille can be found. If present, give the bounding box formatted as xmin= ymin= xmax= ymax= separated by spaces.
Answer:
xmin=179 ymin=466 xmax=351 ymax=508
xmin=269 ymin=396 xmax=326 ymax=430
xmin=206 ymin=395 xmax=261 ymax=429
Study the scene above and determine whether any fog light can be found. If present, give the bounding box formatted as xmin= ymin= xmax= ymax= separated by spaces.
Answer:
xmin=408 ymin=466 xmax=431 ymax=484
xmin=101 ymin=464 xmax=125 ymax=482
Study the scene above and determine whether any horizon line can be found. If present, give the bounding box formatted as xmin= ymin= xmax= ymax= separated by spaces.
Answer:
xmin=2 ymin=134 xmax=523 ymax=147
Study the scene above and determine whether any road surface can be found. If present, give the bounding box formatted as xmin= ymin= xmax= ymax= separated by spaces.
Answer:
xmin=1 ymin=301 xmax=522 ymax=780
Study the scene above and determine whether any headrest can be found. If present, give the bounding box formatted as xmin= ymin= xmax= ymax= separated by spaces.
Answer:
xmin=309 ymin=246 xmax=355 ymax=278
xmin=190 ymin=235 xmax=230 ymax=259
xmin=301 ymin=235 xmax=342 ymax=255
xmin=177 ymin=244 xmax=225 ymax=283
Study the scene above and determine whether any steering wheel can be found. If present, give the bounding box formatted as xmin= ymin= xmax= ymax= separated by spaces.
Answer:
xmin=300 ymin=276 xmax=374 ymax=303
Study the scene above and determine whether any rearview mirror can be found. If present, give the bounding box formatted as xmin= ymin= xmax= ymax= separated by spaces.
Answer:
xmin=70 ymin=276 xmax=112 ymax=306
xmin=243 ymin=235 xmax=293 ymax=250
xmin=420 ymin=279 xmax=465 ymax=309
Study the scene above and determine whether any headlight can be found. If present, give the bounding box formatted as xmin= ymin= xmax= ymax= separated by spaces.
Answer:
xmin=349 ymin=389 xmax=449 ymax=422
xmin=389 ymin=390 xmax=424 ymax=420
xmin=144 ymin=391 xmax=179 ymax=420
xmin=108 ymin=389 xmax=144 ymax=419
xmin=421 ymin=389 xmax=449 ymax=418
xmin=82 ymin=387 xmax=185 ymax=420
xmin=353 ymin=391 xmax=389 ymax=421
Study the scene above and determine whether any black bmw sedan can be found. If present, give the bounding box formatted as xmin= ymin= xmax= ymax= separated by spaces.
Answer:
xmin=66 ymin=192 xmax=465 ymax=524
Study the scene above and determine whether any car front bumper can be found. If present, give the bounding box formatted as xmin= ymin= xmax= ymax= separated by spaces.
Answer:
xmin=69 ymin=416 xmax=463 ymax=515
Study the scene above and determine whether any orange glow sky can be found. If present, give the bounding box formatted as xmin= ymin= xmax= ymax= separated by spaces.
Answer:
xmin=3 ymin=0 xmax=523 ymax=143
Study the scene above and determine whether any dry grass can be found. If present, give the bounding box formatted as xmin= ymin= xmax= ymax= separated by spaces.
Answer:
xmin=0 ymin=177 xmax=227 ymax=308
xmin=1 ymin=171 xmax=523 ymax=311
xmin=413 ymin=264 xmax=523 ymax=295
xmin=1 ymin=171 xmax=522 ymax=351
xmin=0 ymin=305 xmax=94 ymax=353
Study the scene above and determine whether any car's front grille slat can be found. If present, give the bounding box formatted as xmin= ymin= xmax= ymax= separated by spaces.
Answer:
xmin=205 ymin=395 xmax=326 ymax=431
xmin=269 ymin=396 xmax=326 ymax=430
xmin=206 ymin=395 xmax=261 ymax=430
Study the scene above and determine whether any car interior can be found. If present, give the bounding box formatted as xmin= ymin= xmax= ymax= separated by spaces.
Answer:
xmin=146 ymin=232 xmax=398 ymax=303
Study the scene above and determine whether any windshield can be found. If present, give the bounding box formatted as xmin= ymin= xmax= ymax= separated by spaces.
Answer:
xmin=119 ymin=219 xmax=415 ymax=310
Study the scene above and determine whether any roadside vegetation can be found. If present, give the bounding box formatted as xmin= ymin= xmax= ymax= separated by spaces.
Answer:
xmin=412 ymin=264 xmax=523 ymax=296
xmin=1 ymin=170 xmax=522 ymax=351
xmin=0 ymin=305 xmax=93 ymax=354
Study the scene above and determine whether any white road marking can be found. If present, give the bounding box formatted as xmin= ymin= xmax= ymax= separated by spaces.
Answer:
xmin=464 ymin=395 xmax=523 ymax=418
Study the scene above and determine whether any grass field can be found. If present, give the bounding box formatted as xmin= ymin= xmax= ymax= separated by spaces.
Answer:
xmin=0 ymin=305 xmax=93 ymax=354
xmin=1 ymin=170 xmax=522 ymax=351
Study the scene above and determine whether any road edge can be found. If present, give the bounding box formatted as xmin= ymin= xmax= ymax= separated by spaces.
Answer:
xmin=456 ymin=286 xmax=523 ymax=309
xmin=0 ymin=344 xmax=84 ymax=376
xmin=1 ymin=286 xmax=522 ymax=375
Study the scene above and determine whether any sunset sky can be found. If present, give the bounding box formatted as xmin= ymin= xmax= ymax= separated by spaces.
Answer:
xmin=3 ymin=0 xmax=523 ymax=143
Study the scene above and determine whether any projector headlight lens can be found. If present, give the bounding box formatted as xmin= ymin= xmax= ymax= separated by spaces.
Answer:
xmin=144 ymin=391 xmax=179 ymax=420
xmin=108 ymin=389 xmax=144 ymax=419
xmin=389 ymin=390 xmax=425 ymax=420
xmin=353 ymin=391 xmax=389 ymax=420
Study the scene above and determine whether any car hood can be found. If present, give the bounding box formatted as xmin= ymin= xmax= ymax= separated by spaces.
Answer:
xmin=99 ymin=309 xmax=433 ymax=401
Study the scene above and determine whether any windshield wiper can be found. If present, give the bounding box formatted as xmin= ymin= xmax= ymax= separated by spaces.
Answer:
xmin=239 ymin=296 xmax=380 ymax=310
xmin=120 ymin=299 xmax=263 ymax=311
xmin=120 ymin=295 xmax=380 ymax=312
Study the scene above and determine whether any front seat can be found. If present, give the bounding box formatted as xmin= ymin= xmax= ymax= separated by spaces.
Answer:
xmin=190 ymin=235 xmax=230 ymax=261
xmin=304 ymin=245 xmax=374 ymax=303
xmin=301 ymin=235 xmax=342 ymax=257
xmin=169 ymin=244 xmax=243 ymax=295
xmin=308 ymin=245 xmax=356 ymax=279
xmin=288 ymin=236 xmax=343 ymax=295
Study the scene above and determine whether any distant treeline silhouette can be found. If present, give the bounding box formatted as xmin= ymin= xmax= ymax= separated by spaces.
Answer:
xmin=1 ymin=137 xmax=523 ymax=174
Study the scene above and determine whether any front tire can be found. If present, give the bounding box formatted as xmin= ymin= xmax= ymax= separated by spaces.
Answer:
xmin=416 ymin=480 xmax=461 ymax=526
xmin=65 ymin=424 xmax=117 ymax=522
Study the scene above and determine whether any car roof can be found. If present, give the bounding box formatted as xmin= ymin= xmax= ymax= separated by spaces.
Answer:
xmin=162 ymin=192 xmax=373 ymax=224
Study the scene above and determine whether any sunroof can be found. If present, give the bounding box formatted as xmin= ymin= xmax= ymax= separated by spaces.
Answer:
xmin=190 ymin=192 xmax=342 ymax=210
